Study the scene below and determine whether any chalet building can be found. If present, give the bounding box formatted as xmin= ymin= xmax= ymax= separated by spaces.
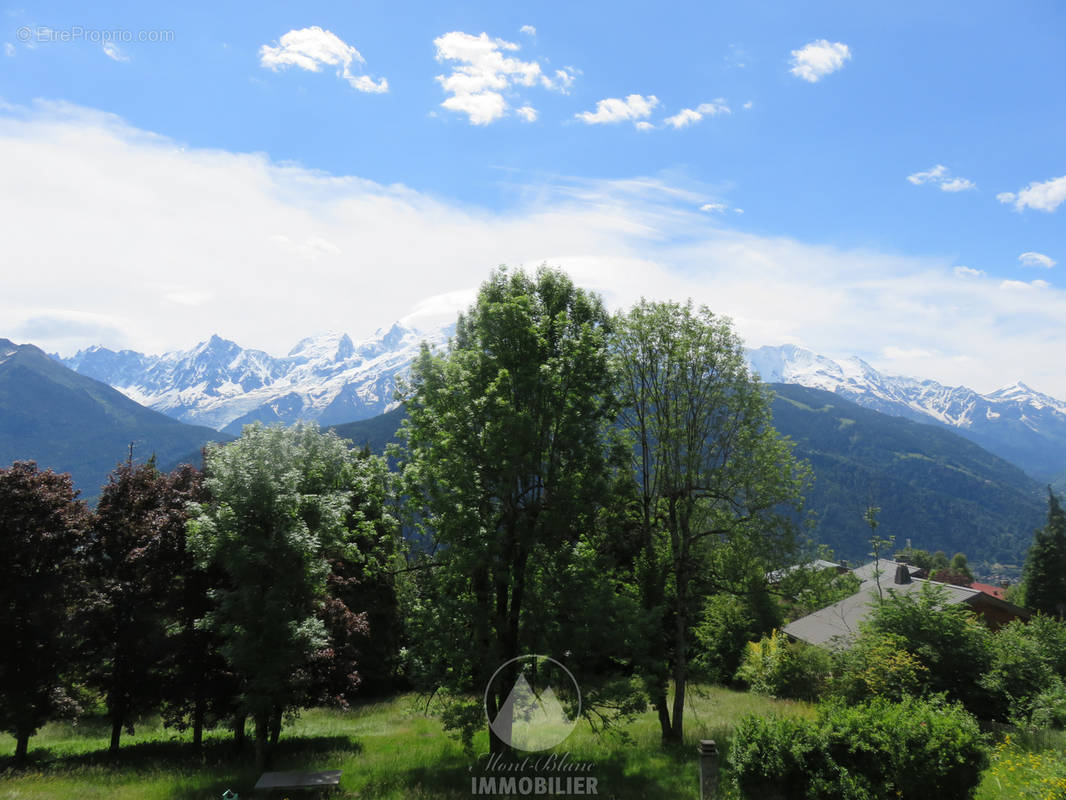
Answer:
xmin=783 ymin=559 xmax=1031 ymax=648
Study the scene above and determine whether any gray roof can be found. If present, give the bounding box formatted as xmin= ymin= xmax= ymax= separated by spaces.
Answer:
xmin=783 ymin=571 xmax=980 ymax=648
xmin=766 ymin=559 xmax=841 ymax=583
xmin=849 ymin=559 xmax=922 ymax=584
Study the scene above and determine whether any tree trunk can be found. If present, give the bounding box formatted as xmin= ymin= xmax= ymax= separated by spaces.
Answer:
xmin=192 ymin=695 xmax=205 ymax=748
xmin=233 ymin=713 xmax=246 ymax=748
xmin=269 ymin=709 xmax=281 ymax=746
xmin=653 ymin=692 xmax=673 ymax=742
xmin=254 ymin=713 xmax=269 ymax=770
xmin=14 ymin=731 xmax=29 ymax=766
xmin=109 ymin=719 xmax=122 ymax=754
xmin=670 ymin=607 xmax=688 ymax=742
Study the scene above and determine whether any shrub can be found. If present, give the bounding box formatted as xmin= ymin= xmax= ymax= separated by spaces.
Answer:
xmin=832 ymin=631 xmax=930 ymax=703
xmin=981 ymin=615 xmax=1066 ymax=726
xmin=861 ymin=582 xmax=993 ymax=715
xmin=729 ymin=695 xmax=988 ymax=800
xmin=694 ymin=594 xmax=762 ymax=685
xmin=735 ymin=630 xmax=831 ymax=701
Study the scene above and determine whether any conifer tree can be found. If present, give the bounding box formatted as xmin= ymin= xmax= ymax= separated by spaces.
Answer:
xmin=1024 ymin=489 xmax=1066 ymax=617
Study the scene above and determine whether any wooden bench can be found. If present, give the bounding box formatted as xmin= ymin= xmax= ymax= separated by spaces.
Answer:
xmin=254 ymin=770 xmax=342 ymax=796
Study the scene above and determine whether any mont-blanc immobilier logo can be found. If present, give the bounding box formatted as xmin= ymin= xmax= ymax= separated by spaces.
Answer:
xmin=471 ymin=655 xmax=598 ymax=796
xmin=486 ymin=655 xmax=580 ymax=751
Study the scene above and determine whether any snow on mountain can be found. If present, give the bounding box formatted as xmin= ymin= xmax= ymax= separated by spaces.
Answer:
xmin=748 ymin=344 xmax=1066 ymax=480
xmin=60 ymin=322 xmax=453 ymax=434
xmin=58 ymin=329 xmax=1066 ymax=481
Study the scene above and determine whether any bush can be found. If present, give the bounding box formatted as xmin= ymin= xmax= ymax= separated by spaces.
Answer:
xmin=981 ymin=615 xmax=1066 ymax=726
xmin=735 ymin=630 xmax=831 ymax=701
xmin=832 ymin=631 xmax=930 ymax=703
xmin=861 ymin=582 xmax=993 ymax=715
xmin=730 ymin=695 xmax=989 ymax=800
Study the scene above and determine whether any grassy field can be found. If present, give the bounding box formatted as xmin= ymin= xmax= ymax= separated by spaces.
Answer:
xmin=1 ymin=688 xmax=1063 ymax=799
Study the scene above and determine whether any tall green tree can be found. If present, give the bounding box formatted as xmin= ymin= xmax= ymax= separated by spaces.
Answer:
xmin=188 ymin=424 xmax=361 ymax=768
xmin=0 ymin=462 xmax=89 ymax=766
xmin=158 ymin=463 xmax=237 ymax=749
xmin=84 ymin=456 xmax=193 ymax=754
xmin=612 ymin=299 xmax=808 ymax=743
xmin=1024 ymin=489 xmax=1066 ymax=617
xmin=397 ymin=266 xmax=619 ymax=753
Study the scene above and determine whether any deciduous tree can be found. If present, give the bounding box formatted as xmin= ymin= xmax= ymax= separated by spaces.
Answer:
xmin=0 ymin=462 xmax=88 ymax=766
xmin=612 ymin=299 xmax=808 ymax=742
xmin=188 ymin=424 xmax=361 ymax=768
xmin=397 ymin=266 xmax=619 ymax=753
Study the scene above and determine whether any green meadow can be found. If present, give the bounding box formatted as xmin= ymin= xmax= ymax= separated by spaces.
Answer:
xmin=3 ymin=688 xmax=1064 ymax=799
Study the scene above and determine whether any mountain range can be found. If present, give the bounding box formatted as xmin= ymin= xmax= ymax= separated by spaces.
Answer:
xmin=1 ymin=323 xmax=1054 ymax=564
xmin=0 ymin=338 xmax=226 ymax=499
xmin=331 ymin=386 xmax=1046 ymax=566
xmin=748 ymin=345 xmax=1066 ymax=482
xmin=57 ymin=325 xmax=1066 ymax=486
xmin=59 ymin=323 xmax=452 ymax=434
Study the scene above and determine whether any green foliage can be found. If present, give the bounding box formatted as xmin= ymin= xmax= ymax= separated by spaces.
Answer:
xmin=613 ymin=299 xmax=808 ymax=741
xmin=693 ymin=594 xmax=769 ymax=684
xmin=396 ymin=266 xmax=626 ymax=751
xmin=831 ymin=632 xmax=930 ymax=703
xmin=730 ymin=695 xmax=989 ymax=800
xmin=735 ymin=630 xmax=831 ymax=701
xmin=189 ymin=423 xmax=360 ymax=765
xmin=859 ymin=581 xmax=993 ymax=715
xmin=981 ymin=615 xmax=1066 ymax=726
xmin=0 ymin=462 xmax=89 ymax=764
xmin=1023 ymin=489 xmax=1066 ymax=617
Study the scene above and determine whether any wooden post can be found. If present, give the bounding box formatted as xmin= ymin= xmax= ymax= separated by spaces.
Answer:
xmin=698 ymin=739 xmax=718 ymax=800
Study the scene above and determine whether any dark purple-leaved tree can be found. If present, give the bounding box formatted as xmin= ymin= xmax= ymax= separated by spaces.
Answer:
xmin=83 ymin=455 xmax=199 ymax=754
xmin=0 ymin=462 xmax=89 ymax=766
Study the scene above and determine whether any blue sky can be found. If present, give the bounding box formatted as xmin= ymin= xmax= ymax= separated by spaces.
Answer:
xmin=2 ymin=0 xmax=1065 ymax=394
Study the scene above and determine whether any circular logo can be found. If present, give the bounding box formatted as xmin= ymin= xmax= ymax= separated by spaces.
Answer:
xmin=484 ymin=655 xmax=581 ymax=751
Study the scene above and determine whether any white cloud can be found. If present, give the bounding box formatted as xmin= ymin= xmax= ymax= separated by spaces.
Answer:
xmin=700 ymin=202 xmax=727 ymax=213
xmin=954 ymin=266 xmax=985 ymax=277
xmin=3 ymin=101 xmax=1066 ymax=397
xmin=939 ymin=177 xmax=976 ymax=192
xmin=259 ymin=26 xmax=388 ymax=94
xmin=576 ymin=94 xmax=659 ymax=125
xmin=789 ymin=40 xmax=851 ymax=82
xmin=520 ymin=25 xmax=536 ymax=37
xmin=908 ymin=165 xmax=947 ymax=185
xmin=999 ymin=175 xmax=1066 ymax=212
xmin=4 ymin=43 xmax=14 ymax=57
xmin=516 ymin=105 xmax=538 ymax=122
xmin=1000 ymin=279 xmax=1049 ymax=290
xmin=907 ymin=164 xmax=976 ymax=192
xmin=742 ymin=100 xmax=753 ymax=110
xmin=434 ymin=31 xmax=567 ymax=125
xmin=664 ymin=100 xmax=731 ymax=129
xmin=1019 ymin=251 xmax=1056 ymax=269
xmin=883 ymin=346 xmax=936 ymax=359
xmin=102 ymin=42 xmax=128 ymax=62
xmin=635 ymin=121 xmax=655 ymax=131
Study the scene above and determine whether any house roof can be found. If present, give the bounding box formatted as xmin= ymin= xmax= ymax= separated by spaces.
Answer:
xmin=783 ymin=560 xmax=1030 ymax=648
xmin=766 ymin=559 xmax=841 ymax=583
xmin=850 ymin=559 xmax=922 ymax=583
xmin=970 ymin=582 xmax=1007 ymax=600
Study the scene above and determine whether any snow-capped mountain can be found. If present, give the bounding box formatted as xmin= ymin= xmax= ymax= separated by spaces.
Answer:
xmin=58 ymin=330 xmax=1066 ymax=482
xmin=748 ymin=344 xmax=1066 ymax=480
xmin=60 ymin=322 xmax=452 ymax=434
